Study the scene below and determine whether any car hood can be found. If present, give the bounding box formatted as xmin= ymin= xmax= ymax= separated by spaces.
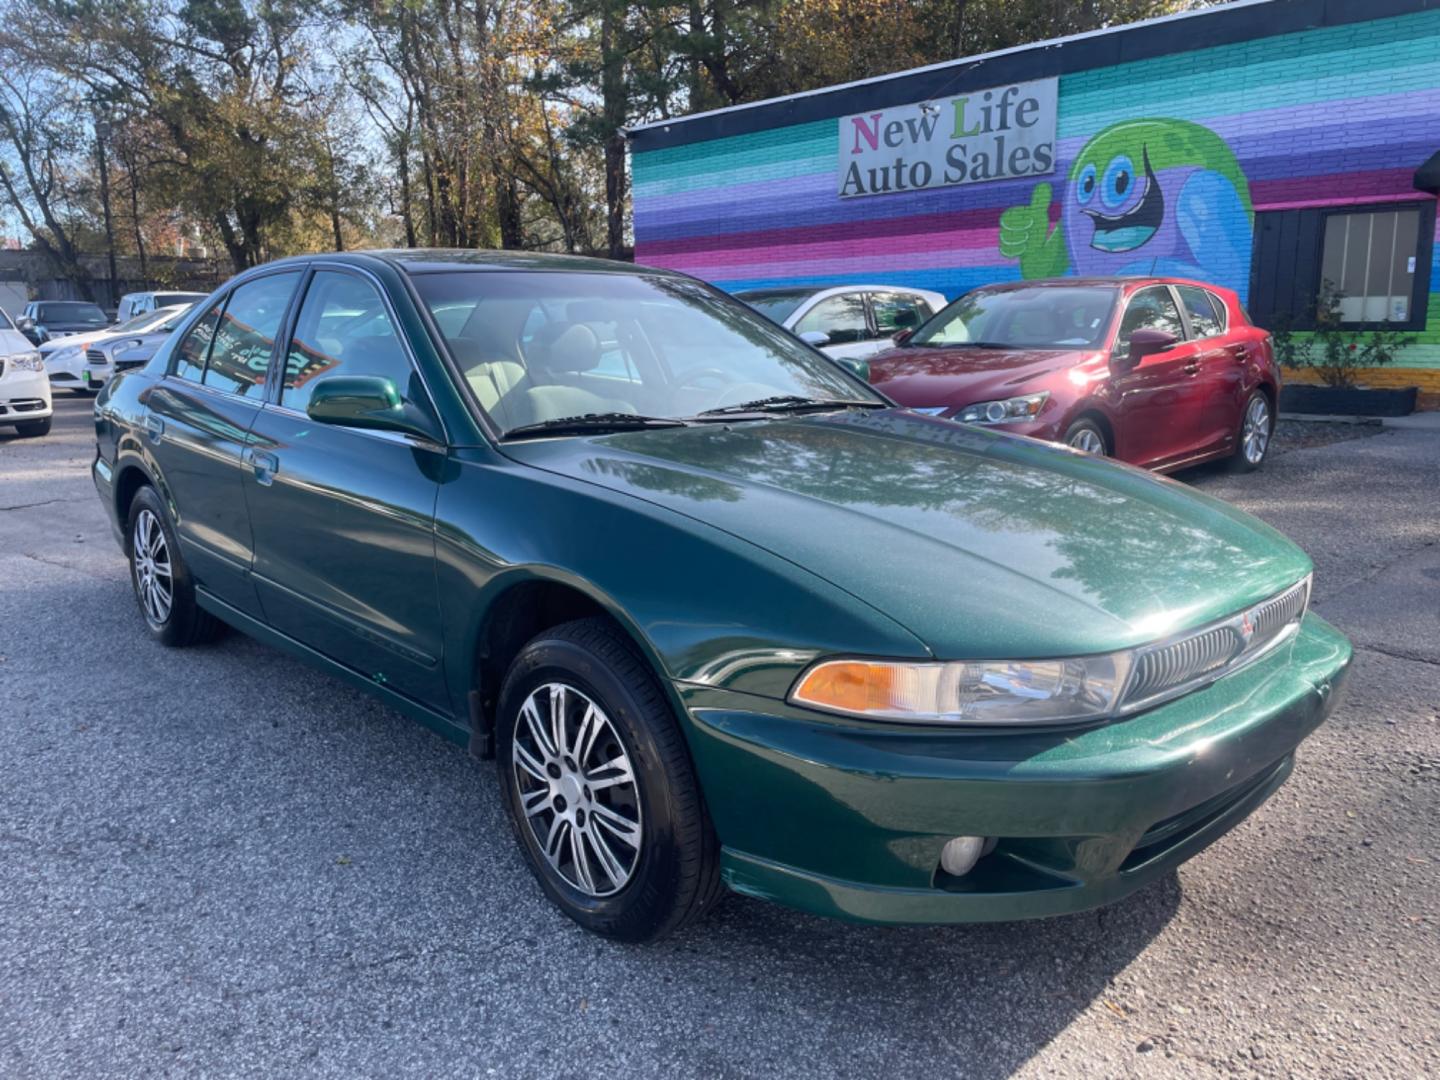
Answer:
xmin=504 ymin=410 xmax=1311 ymax=660
xmin=39 ymin=327 xmax=129 ymax=352
xmin=868 ymin=345 xmax=1094 ymax=409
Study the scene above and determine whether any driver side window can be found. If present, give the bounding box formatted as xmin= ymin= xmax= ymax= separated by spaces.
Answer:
xmin=794 ymin=294 xmax=869 ymax=344
xmin=1114 ymin=287 xmax=1185 ymax=361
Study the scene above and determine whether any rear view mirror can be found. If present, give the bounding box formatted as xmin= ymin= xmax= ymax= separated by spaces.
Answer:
xmin=798 ymin=330 xmax=830 ymax=347
xmin=1126 ymin=328 xmax=1178 ymax=363
xmin=306 ymin=375 xmax=442 ymax=443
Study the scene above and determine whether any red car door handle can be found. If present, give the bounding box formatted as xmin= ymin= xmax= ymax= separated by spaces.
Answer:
xmin=1226 ymin=344 xmax=1248 ymax=361
xmin=1184 ymin=361 xmax=1201 ymax=375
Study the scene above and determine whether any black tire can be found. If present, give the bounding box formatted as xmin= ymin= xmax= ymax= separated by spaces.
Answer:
xmin=14 ymin=415 xmax=51 ymax=437
xmin=496 ymin=617 xmax=723 ymax=942
xmin=126 ymin=485 xmax=222 ymax=647
xmin=1229 ymin=389 xmax=1273 ymax=473
xmin=1063 ymin=417 xmax=1109 ymax=456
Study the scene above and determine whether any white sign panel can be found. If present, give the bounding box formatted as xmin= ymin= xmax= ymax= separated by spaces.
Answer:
xmin=838 ymin=77 xmax=1058 ymax=198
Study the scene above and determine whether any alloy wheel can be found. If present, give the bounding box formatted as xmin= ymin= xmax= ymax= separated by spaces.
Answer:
xmin=511 ymin=682 xmax=643 ymax=897
xmin=132 ymin=508 xmax=173 ymax=626
xmin=1069 ymin=427 xmax=1105 ymax=454
xmin=1243 ymin=395 xmax=1271 ymax=465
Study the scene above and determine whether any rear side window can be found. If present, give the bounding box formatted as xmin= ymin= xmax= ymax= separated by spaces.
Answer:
xmin=174 ymin=302 xmax=222 ymax=381
xmin=794 ymin=294 xmax=870 ymax=344
xmin=282 ymin=271 xmax=413 ymax=413
xmin=1176 ymin=285 xmax=1224 ymax=339
xmin=203 ymin=272 xmax=301 ymax=396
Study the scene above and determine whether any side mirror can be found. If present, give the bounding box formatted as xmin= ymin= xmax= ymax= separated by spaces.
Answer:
xmin=305 ymin=375 xmax=442 ymax=443
xmin=15 ymin=315 xmax=32 ymax=330
xmin=892 ymin=328 xmax=915 ymax=346
xmin=798 ymin=330 xmax=830 ymax=347
xmin=834 ymin=355 xmax=870 ymax=382
xmin=1124 ymin=328 xmax=1179 ymax=365
xmin=113 ymin=353 xmax=148 ymax=372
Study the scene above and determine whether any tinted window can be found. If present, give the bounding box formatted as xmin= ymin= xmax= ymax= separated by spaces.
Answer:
xmin=38 ymin=302 xmax=107 ymax=324
xmin=204 ymin=272 xmax=300 ymax=395
xmin=872 ymin=292 xmax=928 ymax=334
xmin=1115 ymin=287 xmax=1186 ymax=360
xmin=794 ymin=294 xmax=870 ymax=344
xmin=913 ymin=285 xmax=1117 ymax=349
xmin=283 ymin=271 xmax=413 ymax=413
xmin=1176 ymin=286 xmax=1223 ymax=339
xmin=174 ymin=302 xmax=222 ymax=381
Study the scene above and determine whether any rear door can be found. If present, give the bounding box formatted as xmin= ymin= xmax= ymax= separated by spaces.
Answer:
xmin=244 ymin=268 xmax=450 ymax=711
xmin=142 ymin=270 xmax=303 ymax=617
xmin=1176 ymin=285 xmax=1244 ymax=455
xmin=1108 ymin=285 xmax=1208 ymax=467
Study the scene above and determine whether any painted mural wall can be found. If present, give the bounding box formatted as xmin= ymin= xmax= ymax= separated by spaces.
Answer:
xmin=631 ymin=7 xmax=1440 ymax=382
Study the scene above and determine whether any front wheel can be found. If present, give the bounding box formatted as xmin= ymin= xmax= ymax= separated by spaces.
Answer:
xmin=1230 ymin=390 xmax=1273 ymax=472
xmin=13 ymin=416 xmax=51 ymax=437
xmin=1063 ymin=417 xmax=1109 ymax=456
xmin=496 ymin=618 xmax=722 ymax=942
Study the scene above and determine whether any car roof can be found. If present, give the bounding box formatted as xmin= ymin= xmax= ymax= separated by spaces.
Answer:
xmin=259 ymin=249 xmax=685 ymax=279
xmin=977 ymin=275 xmax=1233 ymax=295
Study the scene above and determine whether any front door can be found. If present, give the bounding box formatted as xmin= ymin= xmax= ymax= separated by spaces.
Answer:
xmin=143 ymin=271 xmax=302 ymax=617
xmin=793 ymin=293 xmax=876 ymax=361
xmin=1108 ymin=285 xmax=1207 ymax=468
xmin=244 ymin=269 xmax=450 ymax=712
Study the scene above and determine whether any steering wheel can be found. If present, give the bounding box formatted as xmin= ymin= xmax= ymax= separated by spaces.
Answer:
xmin=671 ymin=366 xmax=735 ymax=390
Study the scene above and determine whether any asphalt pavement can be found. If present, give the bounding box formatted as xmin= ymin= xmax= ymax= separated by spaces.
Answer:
xmin=2 ymin=396 xmax=1437 ymax=1078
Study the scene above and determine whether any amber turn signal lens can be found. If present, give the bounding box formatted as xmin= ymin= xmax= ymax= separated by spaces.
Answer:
xmin=791 ymin=660 xmax=911 ymax=714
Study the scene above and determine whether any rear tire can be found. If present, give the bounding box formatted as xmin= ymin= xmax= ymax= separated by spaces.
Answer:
xmin=1229 ymin=390 xmax=1273 ymax=472
xmin=496 ymin=617 xmax=723 ymax=942
xmin=14 ymin=416 xmax=51 ymax=437
xmin=1063 ymin=417 xmax=1109 ymax=456
xmin=126 ymin=485 xmax=222 ymax=647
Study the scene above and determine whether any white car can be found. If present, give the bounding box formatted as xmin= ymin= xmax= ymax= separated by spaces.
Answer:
xmin=734 ymin=285 xmax=947 ymax=362
xmin=0 ymin=307 xmax=52 ymax=437
xmin=41 ymin=304 xmax=194 ymax=394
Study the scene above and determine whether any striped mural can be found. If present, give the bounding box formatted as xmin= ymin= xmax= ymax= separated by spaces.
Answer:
xmin=632 ymin=6 xmax=1440 ymax=380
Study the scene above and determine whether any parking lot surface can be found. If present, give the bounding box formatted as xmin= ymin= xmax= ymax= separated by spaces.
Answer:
xmin=2 ymin=397 xmax=1437 ymax=1078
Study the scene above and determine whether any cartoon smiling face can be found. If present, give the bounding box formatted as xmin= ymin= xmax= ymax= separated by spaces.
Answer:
xmin=1060 ymin=118 xmax=1253 ymax=278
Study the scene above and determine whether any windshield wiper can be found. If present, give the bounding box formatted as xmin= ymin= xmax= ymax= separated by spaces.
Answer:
xmin=501 ymin=412 xmax=689 ymax=440
xmin=696 ymin=395 xmax=886 ymax=417
xmin=936 ymin=340 xmax=1012 ymax=349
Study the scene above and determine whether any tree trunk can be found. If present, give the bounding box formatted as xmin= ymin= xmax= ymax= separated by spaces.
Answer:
xmin=600 ymin=0 xmax=628 ymax=260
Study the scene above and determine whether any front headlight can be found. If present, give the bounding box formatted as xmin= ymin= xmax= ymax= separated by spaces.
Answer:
xmin=790 ymin=653 xmax=1131 ymax=725
xmin=5 ymin=350 xmax=45 ymax=372
xmin=958 ymin=391 xmax=1049 ymax=424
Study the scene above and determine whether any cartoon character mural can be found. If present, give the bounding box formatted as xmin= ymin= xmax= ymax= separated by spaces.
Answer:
xmin=999 ymin=118 xmax=1254 ymax=297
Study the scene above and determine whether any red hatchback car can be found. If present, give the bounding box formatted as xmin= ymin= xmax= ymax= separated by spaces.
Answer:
xmin=866 ymin=278 xmax=1279 ymax=473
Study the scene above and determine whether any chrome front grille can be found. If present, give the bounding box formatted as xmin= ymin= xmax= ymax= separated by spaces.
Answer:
xmin=1120 ymin=577 xmax=1311 ymax=713
xmin=86 ymin=348 xmax=107 ymax=366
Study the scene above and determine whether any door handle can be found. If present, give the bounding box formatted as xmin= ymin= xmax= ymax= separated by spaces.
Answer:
xmin=243 ymin=448 xmax=280 ymax=486
xmin=143 ymin=414 xmax=164 ymax=441
xmin=1226 ymin=344 xmax=1249 ymax=362
xmin=1184 ymin=361 xmax=1201 ymax=375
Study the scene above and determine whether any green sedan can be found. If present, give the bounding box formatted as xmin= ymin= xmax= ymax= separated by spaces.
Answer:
xmin=92 ymin=251 xmax=1352 ymax=941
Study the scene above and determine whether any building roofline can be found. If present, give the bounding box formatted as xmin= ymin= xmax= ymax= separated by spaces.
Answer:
xmin=627 ymin=0 xmax=1432 ymax=152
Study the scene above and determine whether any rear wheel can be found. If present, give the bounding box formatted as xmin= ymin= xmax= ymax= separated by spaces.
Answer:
xmin=1230 ymin=390 xmax=1272 ymax=472
xmin=14 ymin=416 xmax=51 ymax=437
xmin=126 ymin=485 xmax=221 ymax=646
xmin=496 ymin=617 xmax=723 ymax=942
xmin=1063 ymin=417 xmax=1109 ymax=456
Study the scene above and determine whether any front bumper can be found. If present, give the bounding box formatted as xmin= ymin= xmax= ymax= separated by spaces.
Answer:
xmin=678 ymin=612 xmax=1351 ymax=924
xmin=0 ymin=367 xmax=53 ymax=421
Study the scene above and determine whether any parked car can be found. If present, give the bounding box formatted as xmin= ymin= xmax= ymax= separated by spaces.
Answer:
xmin=0 ymin=306 xmax=53 ymax=437
xmin=94 ymin=251 xmax=1350 ymax=941
xmin=15 ymin=300 xmax=109 ymax=345
xmin=42 ymin=304 xmax=194 ymax=394
xmin=89 ymin=308 xmax=196 ymax=388
xmin=868 ymin=277 xmax=1279 ymax=473
xmin=735 ymin=285 xmax=946 ymax=362
xmin=114 ymin=290 xmax=209 ymax=324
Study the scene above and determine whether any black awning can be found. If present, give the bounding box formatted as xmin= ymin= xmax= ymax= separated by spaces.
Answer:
xmin=1417 ymin=150 xmax=1440 ymax=195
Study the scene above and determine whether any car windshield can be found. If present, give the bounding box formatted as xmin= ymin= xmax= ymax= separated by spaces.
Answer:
xmin=411 ymin=271 xmax=879 ymax=437
xmin=39 ymin=302 xmax=107 ymax=324
xmin=0 ymin=307 xmax=11 ymax=330
xmin=910 ymin=285 xmax=1119 ymax=350
xmin=115 ymin=311 xmax=163 ymax=333
xmin=733 ymin=289 xmax=815 ymax=324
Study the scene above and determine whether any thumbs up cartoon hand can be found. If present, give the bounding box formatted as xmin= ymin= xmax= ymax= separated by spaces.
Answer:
xmin=998 ymin=183 xmax=1069 ymax=279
